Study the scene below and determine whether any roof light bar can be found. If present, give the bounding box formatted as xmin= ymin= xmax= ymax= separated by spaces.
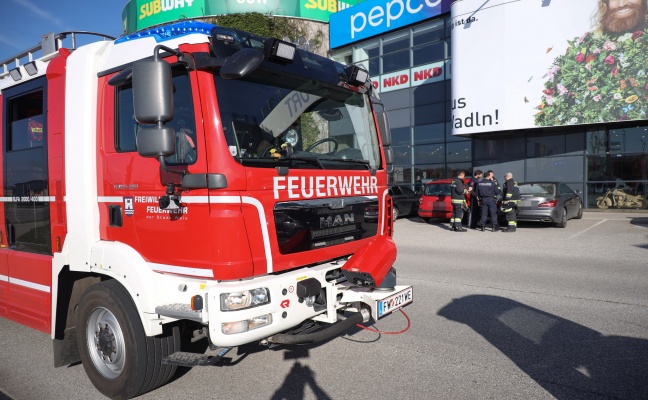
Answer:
xmin=24 ymin=61 xmax=38 ymax=76
xmin=9 ymin=68 xmax=22 ymax=81
xmin=215 ymin=33 xmax=235 ymax=43
xmin=346 ymin=65 xmax=369 ymax=86
xmin=266 ymin=38 xmax=296 ymax=64
xmin=115 ymin=20 xmax=215 ymax=44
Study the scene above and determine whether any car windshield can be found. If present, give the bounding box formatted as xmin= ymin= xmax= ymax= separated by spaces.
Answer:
xmin=519 ymin=184 xmax=555 ymax=196
xmin=424 ymin=183 xmax=451 ymax=196
xmin=213 ymin=73 xmax=380 ymax=171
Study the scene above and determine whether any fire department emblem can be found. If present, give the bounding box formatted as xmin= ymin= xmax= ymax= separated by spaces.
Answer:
xmin=124 ymin=196 xmax=134 ymax=217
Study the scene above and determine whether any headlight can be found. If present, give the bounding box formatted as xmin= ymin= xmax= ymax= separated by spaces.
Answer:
xmin=284 ymin=128 xmax=299 ymax=146
xmin=222 ymin=314 xmax=273 ymax=335
xmin=220 ymin=288 xmax=270 ymax=311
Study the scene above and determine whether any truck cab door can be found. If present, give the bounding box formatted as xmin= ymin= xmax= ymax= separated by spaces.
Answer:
xmin=98 ymin=67 xmax=213 ymax=272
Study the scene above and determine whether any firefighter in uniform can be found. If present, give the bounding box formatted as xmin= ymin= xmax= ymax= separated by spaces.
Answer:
xmin=476 ymin=171 xmax=501 ymax=232
xmin=501 ymin=172 xmax=520 ymax=232
xmin=450 ymin=170 xmax=468 ymax=232
xmin=467 ymin=169 xmax=483 ymax=229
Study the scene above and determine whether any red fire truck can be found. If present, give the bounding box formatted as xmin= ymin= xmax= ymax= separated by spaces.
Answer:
xmin=0 ymin=20 xmax=412 ymax=398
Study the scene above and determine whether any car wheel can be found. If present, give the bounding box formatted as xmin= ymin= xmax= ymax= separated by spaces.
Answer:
xmin=77 ymin=280 xmax=180 ymax=399
xmin=421 ymin=217 xmax=431 ymax=223
xmin=392 ymin=207 xmax=400 ymax=220
xmin=575 ymin=202 xmax=583 ymax=219
xmin=555 ymin=207 xmax=568 ymax=228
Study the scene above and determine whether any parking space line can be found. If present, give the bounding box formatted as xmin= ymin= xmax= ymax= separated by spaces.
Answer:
xmin=569 ymin=219 xmax=607 ymax=240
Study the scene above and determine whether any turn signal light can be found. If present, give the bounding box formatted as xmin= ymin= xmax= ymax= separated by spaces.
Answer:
xmin=191 ymin=295 xmax=203 ymax=311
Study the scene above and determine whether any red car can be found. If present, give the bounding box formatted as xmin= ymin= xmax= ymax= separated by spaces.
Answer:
xmin=417 ymin=178 xmax=471 ymax=222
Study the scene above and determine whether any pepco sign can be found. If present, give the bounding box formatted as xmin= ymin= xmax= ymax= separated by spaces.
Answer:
xmin=330 ymin=0 xmax=452 ymax=48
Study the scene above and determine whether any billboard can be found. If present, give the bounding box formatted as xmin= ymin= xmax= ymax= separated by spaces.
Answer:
xmin=451 ymin=0 xmax=648 ymax=135
xmin=330 ymin=0 xmax=452 ymax=48
xmin=122 ymin=0 xmax=359 ymax=34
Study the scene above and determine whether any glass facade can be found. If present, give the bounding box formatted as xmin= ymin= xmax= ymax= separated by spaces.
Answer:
xmin=474 ymin=124 xmax=648 ymax=209
xmin=330 ymin=7 xmax=647 ymax=209
xmin=331 ymin=16 xmax=469 ymax=189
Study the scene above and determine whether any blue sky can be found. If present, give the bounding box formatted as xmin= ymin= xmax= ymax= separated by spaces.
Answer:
xmin=1 ymin=0 xmax=127 ymax=63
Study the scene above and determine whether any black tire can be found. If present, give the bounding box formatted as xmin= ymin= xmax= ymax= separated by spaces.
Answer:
xmin=392 ymin=207 xmax=400 ymax=220
xmin=575 ymin=201 xmax=583 ymax=219
xmin=555 ymin=207 xmax=568 ymax=228
xmin=422 ymin=217 xmax=431 ymax=223
xmin=76 ymin=280 xmax=180 ymax=399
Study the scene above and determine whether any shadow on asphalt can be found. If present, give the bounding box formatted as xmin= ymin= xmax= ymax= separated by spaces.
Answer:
xmin=438 ymin=295 xmax=648 ymax=399
xmin=270 ymin=361 xmax=332 ymax=400
xmin=629 ymin=216 xmax=648 ymax=227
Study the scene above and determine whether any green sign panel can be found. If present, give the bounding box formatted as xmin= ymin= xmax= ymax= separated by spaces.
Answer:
xmin=122 ymin=0 xmax=359 ymax=35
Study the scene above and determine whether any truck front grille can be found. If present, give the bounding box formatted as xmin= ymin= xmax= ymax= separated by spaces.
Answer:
xmin=274 ymin=196 xmax=379 ymax=254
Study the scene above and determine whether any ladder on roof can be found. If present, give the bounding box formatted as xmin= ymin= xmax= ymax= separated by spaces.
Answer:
xmin=0 ymin=31 xmax=116 ymax=80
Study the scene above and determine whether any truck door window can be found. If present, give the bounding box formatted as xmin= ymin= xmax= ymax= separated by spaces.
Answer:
xmin=2 ymin=82 xmax=51 ymax=254
xmin=115 ymin=68 xmax=197 ymax=164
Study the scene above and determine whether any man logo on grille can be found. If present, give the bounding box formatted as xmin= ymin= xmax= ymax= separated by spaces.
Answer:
xmin=320 ymin=213 xmax=354 ymax=228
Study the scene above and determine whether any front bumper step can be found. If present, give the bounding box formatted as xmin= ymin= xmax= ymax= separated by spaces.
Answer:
xmin=155 ymin=303 xmax=202 ymax=322
xmin=162 ymin=347 xmax=232 ymax=367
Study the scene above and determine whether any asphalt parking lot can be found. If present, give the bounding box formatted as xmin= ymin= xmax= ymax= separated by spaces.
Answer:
xmin=393 ymin=210 xmax=648 ymax=399
xmin=1 ymin=210 xmax=647 ymax=400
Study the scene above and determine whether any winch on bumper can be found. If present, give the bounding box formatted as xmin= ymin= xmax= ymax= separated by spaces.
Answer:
xmin=203 ymin=259 xmax=413 ymax=348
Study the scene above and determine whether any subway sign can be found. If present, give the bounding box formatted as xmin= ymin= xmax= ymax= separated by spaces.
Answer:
xmin=330 ymin=0 xmax=452 ymax=48
xmin=122 ymin=0 xmax=359 ymax=34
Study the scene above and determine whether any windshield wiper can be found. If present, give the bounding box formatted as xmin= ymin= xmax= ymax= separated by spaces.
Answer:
xmin=317 ymin=157 xmax=372 ymax=170
xmin=284 ymin=156 xmax=326 ymax=169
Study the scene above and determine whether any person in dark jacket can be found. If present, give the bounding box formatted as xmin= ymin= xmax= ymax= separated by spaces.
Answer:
xmin=501 ymin=172 xmax=520 ymax=232
xmin=476 ymin=171 xmax=501 ymax=232
xmin=450 ymin=170 xmax=468 ymax=232
xmin=467 ymin=169 xmax=483 ymax=229
xmin=487 ymin=169 xmax=500 ymax=192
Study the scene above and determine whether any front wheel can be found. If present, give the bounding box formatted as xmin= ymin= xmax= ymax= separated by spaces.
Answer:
xmin=77 ymin=280 xmax=179 ymax=399
xmin=575 ymin=202 xmax=583 ymax=219
xmin=597 ymin=197 xmax=611 ymax=209
xmin=421 ymin=217 xmax=431 ymax=223
xmin=392 ymin=207 xmax=400 ymax=220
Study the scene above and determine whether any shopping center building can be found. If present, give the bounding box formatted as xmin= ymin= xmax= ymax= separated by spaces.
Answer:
xmin=120 ymin=0 xmax=648 ymax=209
xmin=329 ymin=0 xmax=648 ymax=208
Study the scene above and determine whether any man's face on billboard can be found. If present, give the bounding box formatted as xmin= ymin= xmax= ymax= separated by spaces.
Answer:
xmin=604 ymin=0 xmax=647 ymax=34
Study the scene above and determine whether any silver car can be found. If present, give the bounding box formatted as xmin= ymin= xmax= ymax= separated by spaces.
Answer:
xmin=515 ymin=182 xmax=583 ymax=228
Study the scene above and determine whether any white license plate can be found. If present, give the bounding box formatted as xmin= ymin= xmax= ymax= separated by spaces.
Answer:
xmin=377 ymin=287 xmax=413 ymax=318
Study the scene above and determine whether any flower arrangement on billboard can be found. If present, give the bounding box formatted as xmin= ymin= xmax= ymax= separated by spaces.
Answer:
xmin=535 ymin=29 xmax=648 ymax=126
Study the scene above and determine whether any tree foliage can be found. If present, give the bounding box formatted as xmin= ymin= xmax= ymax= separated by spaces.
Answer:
xmin=207 ymin=13 xmax=297 ymax=41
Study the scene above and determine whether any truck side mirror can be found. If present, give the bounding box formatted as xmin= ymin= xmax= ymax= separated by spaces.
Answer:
xmin=131 ymin=48 xmax=176 ymax=159
xmin=132 ymin=58 xmax=174 ymax=124
xmin=383 ymin=146 xmax=394 ymax=173
xmin=220 ymin=48 xmax=265 ymax=80
xmin=137 ymin=126 xmax=176 ymax=158
xmin=376 ymin=110 xmax=392 ymax=147
xmin=372 ymin=100 xmax=392 ymax=147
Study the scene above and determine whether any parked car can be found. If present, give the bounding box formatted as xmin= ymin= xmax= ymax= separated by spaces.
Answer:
xmin=388 ymin=184 xmax=421 ymax=219
xmin=417 ymin=178 xmax=471 ymax=222
xmin=513 ymin=182 xmax=583 ymax=228
xmin=413 ymin=179 xmax=434 ymax=194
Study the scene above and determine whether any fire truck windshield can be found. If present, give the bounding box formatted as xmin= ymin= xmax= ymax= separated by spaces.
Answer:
xmin=214 ymin=73 xmax=381 ymax=171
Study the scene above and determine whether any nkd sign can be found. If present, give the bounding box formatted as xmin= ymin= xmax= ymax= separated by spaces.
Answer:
xmin=372 ymin=61 xmax=445 ymax=94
